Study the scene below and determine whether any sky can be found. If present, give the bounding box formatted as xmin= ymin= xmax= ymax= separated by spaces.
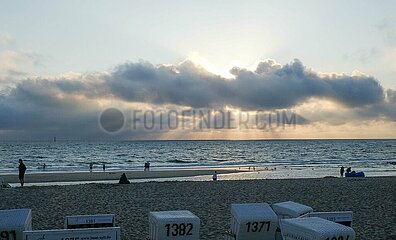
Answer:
xmin=0 ymin=0 xmax=395 ymax=140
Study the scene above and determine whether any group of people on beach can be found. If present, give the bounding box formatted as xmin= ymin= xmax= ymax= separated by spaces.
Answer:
xmin=13 ymin=158 xmax=351 ymax=186
xmin=89 ymin=162 xmax=106 ymax=172
xmin=340 ymin=166 xmax=354 ymax=177
xmin=144 ymin=162 xmax=150 ymax=171
xmin=14 ymin=159 xmax=221 ymax=187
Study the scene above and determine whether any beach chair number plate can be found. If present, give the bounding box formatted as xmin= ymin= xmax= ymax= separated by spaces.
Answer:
xmin=65 ymin=215 xmax=115 ymax=229
xmin=165 ymin=223 xmax=193 ymax=237
xmin=325 ymin=237 xmax=350 ymax=240
xmin=245 ymin=221 xmax=271 ymax=232
xmin=24 ymin=227 xmax=120 ymax=240
xmin=1 ymin=230 xmax=16 ymax=240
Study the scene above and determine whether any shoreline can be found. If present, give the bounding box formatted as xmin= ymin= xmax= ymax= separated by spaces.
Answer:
xmin=1 ymin=167 xmax=247 ymax=184
xmin=2 ymin=165 xmax=396 ymax=186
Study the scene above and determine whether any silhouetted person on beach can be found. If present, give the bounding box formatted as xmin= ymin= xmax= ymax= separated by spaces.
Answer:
xmin=103 ymin=164 xmax=106 ymax=172
xmin=119 ymin=173 xmax=130 ymax=184
xmin=89 ymin=162 xmax=93 ymax=172
xmin=144 ymin=161 xmax=150 ymax=171
xmin=346 ymin=167 xmax=351 ymax=173
xmin=43 ymin=163 xmax=46 ymax=170
xmin=340 ymin=166 xmax=345 ymax=177
xmin=18 ymin=159 xmax=26 ymax=187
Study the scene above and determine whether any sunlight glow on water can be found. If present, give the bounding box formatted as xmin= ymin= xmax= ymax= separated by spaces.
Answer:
xmin=1 ymin=140 xmax=395 ymax=178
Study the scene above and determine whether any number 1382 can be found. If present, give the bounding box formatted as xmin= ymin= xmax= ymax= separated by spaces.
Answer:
xmin=165 ymin=223 xmax=193 ymax=237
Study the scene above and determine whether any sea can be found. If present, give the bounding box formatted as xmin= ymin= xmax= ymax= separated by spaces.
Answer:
xmin=1 ymin=140 xmax=395 ymax=180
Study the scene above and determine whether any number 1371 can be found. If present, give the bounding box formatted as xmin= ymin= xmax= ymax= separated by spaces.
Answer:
xmin=246 ymin=221 xmax=271 ymax=232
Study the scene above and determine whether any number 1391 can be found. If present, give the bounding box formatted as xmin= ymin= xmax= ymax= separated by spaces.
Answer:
xmin=0 ymin=231 xmax=16 ymax=240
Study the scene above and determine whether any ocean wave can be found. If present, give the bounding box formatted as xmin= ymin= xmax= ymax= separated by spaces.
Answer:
xmin=116 ymin=153 xmax=128 ymax=157
xmin=212 ymin=158 xmax=227 ymax=162
xmin=25 ymin=155 xmax=48 ymax=159
xmin=167 ymin=159 xmax=197 ymax=164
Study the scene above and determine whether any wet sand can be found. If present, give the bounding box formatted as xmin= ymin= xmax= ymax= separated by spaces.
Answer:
xmin=1 ymin=176 xmax=395 ymax=239
xmin=1 ymin=168 xmax=245 ymax=184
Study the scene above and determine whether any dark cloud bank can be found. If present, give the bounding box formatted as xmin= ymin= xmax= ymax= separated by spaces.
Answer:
xmin=0 ymin=59 xmax=394 ymax=139
xmin=106 ymin=59 xmax=385 ymax=109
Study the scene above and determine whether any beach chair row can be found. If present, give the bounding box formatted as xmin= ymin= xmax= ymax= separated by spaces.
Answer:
xmin=0 ymin=201 xmax=355 ymax=240
xmin=224 ymin=201 xmax=354 ymax=240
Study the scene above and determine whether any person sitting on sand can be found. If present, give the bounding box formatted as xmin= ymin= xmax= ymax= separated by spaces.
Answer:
xmin=346 ymin=167 xmax=351 ymax=173
xmin=119 ymin=173 xmax=130 ymax=184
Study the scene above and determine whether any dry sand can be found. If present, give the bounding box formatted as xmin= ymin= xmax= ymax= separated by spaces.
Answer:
xmin=1 ymin=176 xmax=395 ymax=239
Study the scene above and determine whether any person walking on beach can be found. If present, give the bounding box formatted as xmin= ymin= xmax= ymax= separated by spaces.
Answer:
xmin=340 ymin=166 xmax=345 ymax=177
xmin=102 ymin=163 xmax=106 ymax=172
xmin=89 ymin=162 xmax=93 ymax=172
xmin=212 ymin=171 xmax=218 ymax=181
xmin=18 ymin=159 xmax=27 ymax=187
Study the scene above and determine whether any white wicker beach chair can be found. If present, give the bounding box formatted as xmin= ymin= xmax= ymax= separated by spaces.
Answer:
xmin=149 ymin=210 xmax=200 ymax=240
xmin=226 ymin=203 xmax=279 ymax=240
xmin=0 ymin=208 xmax=32 ymax=240
xmin=300 ymin=211 xmax=353 ymax=227
xmin=280 ymin=217 xmax=355 ymax=240
xmin=271 ymin=201 xmax=313 ymax=219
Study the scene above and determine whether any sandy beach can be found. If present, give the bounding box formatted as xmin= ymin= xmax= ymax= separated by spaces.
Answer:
xmin=1 ymin=176 xmax=395 ymax=239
